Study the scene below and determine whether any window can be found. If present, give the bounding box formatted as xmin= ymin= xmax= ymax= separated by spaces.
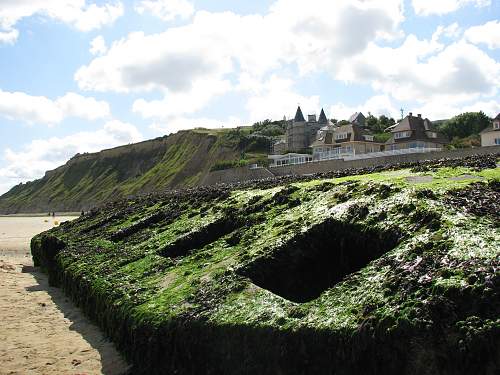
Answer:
xmin=363 ymin=135 xmax=374 ymax=141
xmin=335 ymin=132 xmax=348 ymax=140
xmin=494 ymin=122 xmax=500 ymax=130
xmin=495 ymin=138 xmax=500 ymax=145
xmin=426 ymin=132 xmax=437 ymax=138
xmin=394 ymin=131 xmax=411 ymax=139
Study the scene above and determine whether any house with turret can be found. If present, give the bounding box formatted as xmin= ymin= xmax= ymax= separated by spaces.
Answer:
xmin=285 ymin=106 xmax=328 ymax=152
xmin=270 ymin=107 xmax=385 ymax=166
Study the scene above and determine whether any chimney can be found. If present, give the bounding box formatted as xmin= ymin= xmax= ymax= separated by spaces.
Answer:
xmin=417 ymin=114 xmax=422 ymax=118
xmin=409 ymin=112 xmax=413 ymax=117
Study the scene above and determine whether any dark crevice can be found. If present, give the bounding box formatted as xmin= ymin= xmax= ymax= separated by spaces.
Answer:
xmin=159 ymin=215 xmax=245 ymax=258
xmin=238 ymin=219 xmax=401 ymax=303
xmin=110 ymin=209 xmax=179 ymax=242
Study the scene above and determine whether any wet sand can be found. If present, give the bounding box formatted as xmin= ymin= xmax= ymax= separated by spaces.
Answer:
xmin=0 ymin=216 xmax=129 ymax=375
xmin=0 ymin=216 xmax=77 ymax=259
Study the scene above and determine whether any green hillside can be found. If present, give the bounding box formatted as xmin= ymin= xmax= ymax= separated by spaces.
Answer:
xmin=32 ymin=154 xmax=499 ymax=374
xmin=0 ymin=129 xmax=269 ymax=214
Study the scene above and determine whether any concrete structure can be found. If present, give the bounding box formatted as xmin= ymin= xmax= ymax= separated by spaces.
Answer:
xmin=311 ymin=122 xmax=383 ymax=161
xmin=386 ymin=113 xmax=448 ymax=150
xmin=481 ymin=113 xmax=500 ymax=147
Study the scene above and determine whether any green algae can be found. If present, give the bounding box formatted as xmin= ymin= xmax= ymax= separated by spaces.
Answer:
xmin=31 ymin=164 xmax=500 ymax=374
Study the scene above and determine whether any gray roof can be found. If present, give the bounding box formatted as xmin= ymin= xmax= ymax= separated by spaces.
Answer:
xmin=349 ymin=112 xmax=366 ymax=125
xmin=294 ymin=106 xmax=305 ymax=122
xmin=318 ymin=108 xmax=328 ymax=124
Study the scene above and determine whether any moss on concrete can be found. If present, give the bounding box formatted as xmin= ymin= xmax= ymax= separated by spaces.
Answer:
xmin=32 ymin=159 xmax=500 ymax=374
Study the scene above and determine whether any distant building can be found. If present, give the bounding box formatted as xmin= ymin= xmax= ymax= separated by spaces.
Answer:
xmin=349 ymin=112 xmax=366 ymax=127
xmin=285 ymin=107 xmax=329 ymax=152
xmin=480 ymin=113 xmax=500 ymax=147
xmin=268 ymin=153 xmax=313 ymax=167
xmin=385 ymin=113 xmax=448 ymax=151
xmin=311 ymin=121 xmax=382 ymax=160
xmin=271 ymin=138 xmax=287 ymax=155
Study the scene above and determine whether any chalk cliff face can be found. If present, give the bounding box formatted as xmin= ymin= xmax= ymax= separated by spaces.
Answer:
xmin=0 ymin=130 xmax=239 ymax=214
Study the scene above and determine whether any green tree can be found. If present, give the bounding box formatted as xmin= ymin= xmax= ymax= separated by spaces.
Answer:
xmin=440 ymin=112 xmax=491 ymax=139
xmin=365 ymin=114 xmax=379 ymax=132
xmin=378 ymin=115 xmax=395 ymax=131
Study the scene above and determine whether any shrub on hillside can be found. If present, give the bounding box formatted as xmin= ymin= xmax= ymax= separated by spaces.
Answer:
xmin=210 ymin=159 xmax=249 ymax=172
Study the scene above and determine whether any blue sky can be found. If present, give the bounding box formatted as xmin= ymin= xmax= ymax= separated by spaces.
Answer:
xmin=0 ymin=0 xmax=499 ymax=193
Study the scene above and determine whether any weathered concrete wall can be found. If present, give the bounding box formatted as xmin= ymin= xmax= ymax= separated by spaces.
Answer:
xmin=270 ymin=146 xmax=500 ymax=177
xmin=201 ymin=167 xmax=274 ymax=185
xmin=202 ymin=146 xmax=500 ymax=185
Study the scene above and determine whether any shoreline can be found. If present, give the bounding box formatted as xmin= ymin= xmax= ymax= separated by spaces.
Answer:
xmin=0 ymin=212 xmax=81 ymax=218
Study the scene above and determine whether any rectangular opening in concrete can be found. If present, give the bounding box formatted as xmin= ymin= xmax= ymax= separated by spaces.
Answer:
xmin=239 ymin=219 xmax=400 ymax=303
xmin=159 ymin=215 xmax=242 ymax=258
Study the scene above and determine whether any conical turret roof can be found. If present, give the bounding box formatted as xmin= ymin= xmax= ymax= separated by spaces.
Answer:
xmin=294 ymin=106 xmax=305 ymax=122
xmin=318 ymin=108 xmax=328 ymax=124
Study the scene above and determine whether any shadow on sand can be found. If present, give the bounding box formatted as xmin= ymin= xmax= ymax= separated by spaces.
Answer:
xmin=24 ymin=264 xmax=131 ymax=375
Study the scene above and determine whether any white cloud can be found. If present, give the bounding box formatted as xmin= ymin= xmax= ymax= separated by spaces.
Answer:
xmin=135 ymin=0 xmax=194 ymax=21
xmin=412 ymin=0 xmax=491 ymax=16
xmin=433 ymin=22 xmax=461 ymax=39
xmin=75 ymin=28 xmax=233 ymax=93
xmin=76 ymin=0 xmax=403 ymax=92
xmin=0 ymin=90 xmax=111 ymax=126
xmin=76 ymin=1 xmax=403 ymax=124
xmin=133 ymin=78 xmax=232 ymax=120
xmin=465 ymin=20 xmax=500 ymax=49
xmin=338 ymin=36 xmax=500 ymax=107
xmin=0 ymin=0 xmax=123 ymax=44
xmin=90 ymin=35 xmax=107 ymax=55
xmin=0 ymin=28 xmax=18 ymax=44
xmin=244 ymin=75 xmax=321 ymax=123
xmin=55 ymin=93 xmax=111 ymax=121
xmin=414 ymin=99 xmax=500 ymax=120
xmin=0 ymin=120 xmax=143 ymax=194
xmin=329 ymin=95 xmax=399 ymax=121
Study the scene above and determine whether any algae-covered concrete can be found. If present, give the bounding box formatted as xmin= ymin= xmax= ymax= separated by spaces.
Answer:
xmin=32 ymin=155 xmax=500 ymax=374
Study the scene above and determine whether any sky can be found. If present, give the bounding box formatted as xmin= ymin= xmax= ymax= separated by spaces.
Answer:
xmin=0 ymin=0 xmax=499 ymax=194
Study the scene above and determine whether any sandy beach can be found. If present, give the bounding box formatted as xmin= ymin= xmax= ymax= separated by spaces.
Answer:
xmin=0 ymin=216 xmax=129 ymax=375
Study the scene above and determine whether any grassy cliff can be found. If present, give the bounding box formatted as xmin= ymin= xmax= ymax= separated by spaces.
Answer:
xmin=32 ymin=154 xmax=499 ymax=374
xmin=0 ymin=129 xmax=268 ymax=214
